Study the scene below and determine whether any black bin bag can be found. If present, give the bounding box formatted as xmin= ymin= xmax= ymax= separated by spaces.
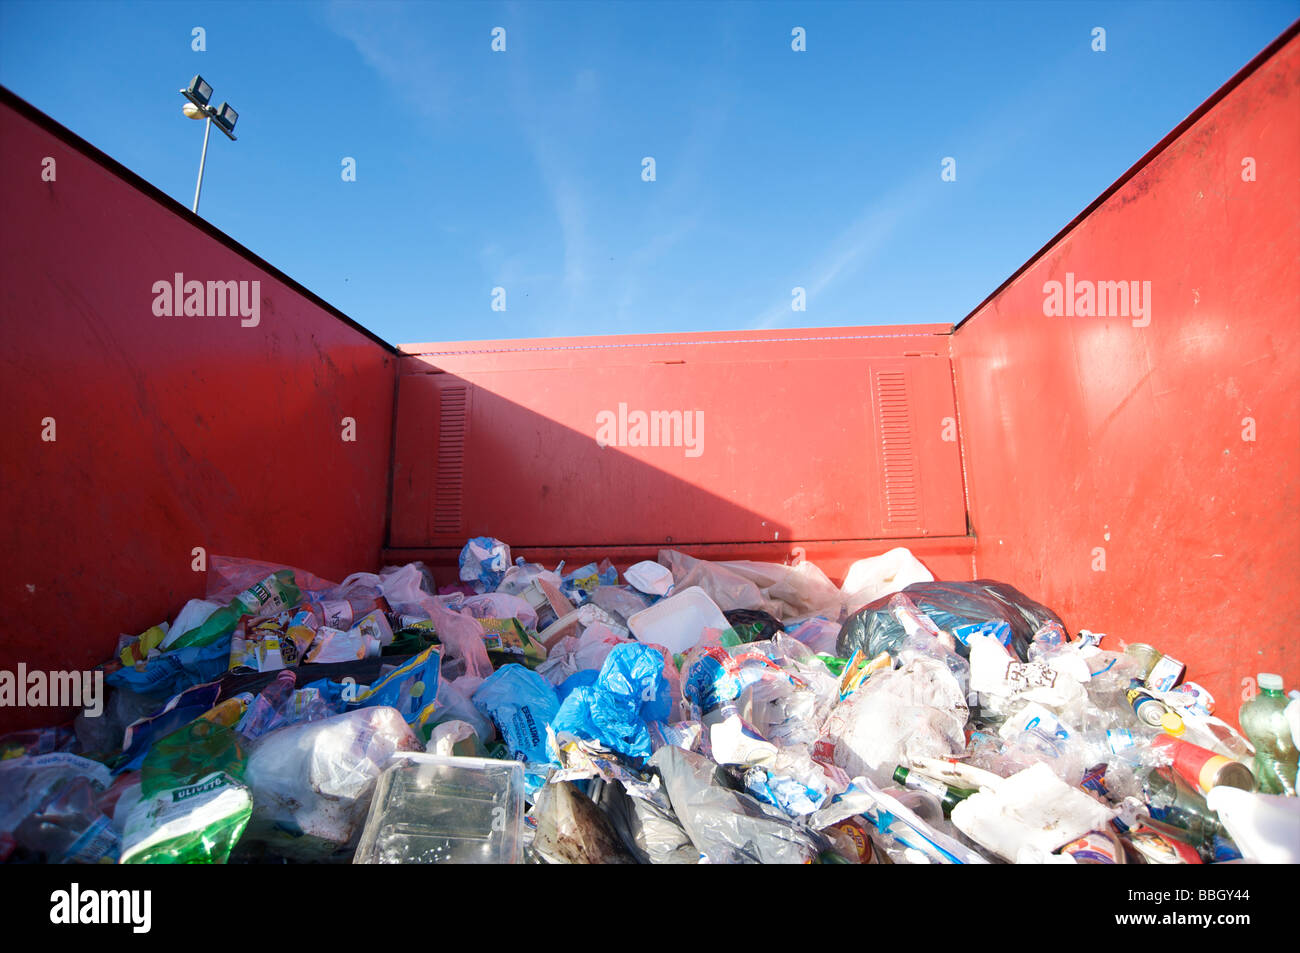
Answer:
xmin=835 ymin=580 xmax=1064 ymax=663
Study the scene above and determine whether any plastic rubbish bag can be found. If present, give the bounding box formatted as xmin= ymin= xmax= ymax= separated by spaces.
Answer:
xmin=459 ymin=537 xmax=512 ymax=593
xmin=597 ymin=780 xmax=696 ymax=864
xmin=355 ymin=646 xmax=441 ymax=724
xmin=202 ymin=555 xmax=334 ymax=604
xmin=331 ymin=562 xmax=431 ymax=614
xmin=785 ymin=617 xmax=841 ymax=656
xmin=0 ymin=754 xmax=113 ymax=836
xmin=425 ymin=720 xmax=479 ymax=757
xmin=106 ymin=639 xmax=229 ymax=699
xmin=658 ymin=550 xmax=770 ymax=614
xmin=837 ymin=580 xmax=1064 ymax=663
xmin=717 ymin=559 xmax=844 ymax=621
xmin=117 ymin=681 xmax=223 ymax=770
xmin=822 ymin=655 xmax=968 ymax=786
xmin=724 ymin=609 xmax=784 ymax=644
xmin=743 ymin=661 xmax=837 ymax=751
xmin=532 ymin=780 xmax=638 ymax=864
xmin=649 ymin=744 xmax=828 ymax=864
xmin=471 ymin=665 xmax=560 ymax=765
xmin=463 ymin=592 xmax=539 ymax=631
xmin=550 ymin=644 xmax=671 ymax=759
xmin=658 ymin=550 xmax=844 ymax=621
xmin=839 ymin=548 xmax=934 ymax=612
xmin=536 ymin=620 xmax=631 ymax=685
xmin=242 ymin=707 xmax=421 ymax=860
xmin=898 ymin=629 xmax=971 ymax=698
xmin=12 ymin=775 xmax=120 ymax=864
xmin=589 ymin=585 xmax=653 ymax=625
xmin=429 ymin=600 xmax=493 ymax=680
xmin=75 ymin=687 xmax=158 ymax=756
xmin=416 ymin=674 xmax=493 ymax=747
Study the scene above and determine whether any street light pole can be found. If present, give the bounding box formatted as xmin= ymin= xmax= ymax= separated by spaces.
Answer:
xmin=180 ymin=75 xmax=238 ymax=216
xmin=193 ymin=115 xmax=213 ymax=214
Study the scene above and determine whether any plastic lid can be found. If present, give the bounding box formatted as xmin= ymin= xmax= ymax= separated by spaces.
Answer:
xmin=1160 ymin=712 xmax=1185 ymax=735
xmin=1258 ymin=673 xmax=1284 ymax=691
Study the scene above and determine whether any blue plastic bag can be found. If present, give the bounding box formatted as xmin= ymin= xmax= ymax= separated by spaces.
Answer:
xmin=471 ymin=664 xmax=559 ymax=764
xmin=116 ymin=682 xmax=223 ymax=772
xmin=550 ymin=644 xmax=670 ymax=759
xmin=354 ymin=646 xmax=441 ymax=723
xmin=107 ymin=639 xmax=230 ymax=699
xmin=459 ymin=537 xmax=512 ymax=593
xmin=556 ymin=669 xmax=599 ymax=704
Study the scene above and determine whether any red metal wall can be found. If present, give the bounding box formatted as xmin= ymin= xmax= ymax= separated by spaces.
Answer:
xmin=951 ymin=31 xmax=1300 ymax=723
xmin=0 ymin=91 xmax=398 ymax=732
xmin=386 ymin=327 xmax=976 ymax=584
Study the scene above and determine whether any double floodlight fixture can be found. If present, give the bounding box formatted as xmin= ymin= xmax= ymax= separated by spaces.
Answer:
xmin=181 ymin=74 xmax=236 ymax=139
xmin=180 ymin=74 xmax=239 ymax=213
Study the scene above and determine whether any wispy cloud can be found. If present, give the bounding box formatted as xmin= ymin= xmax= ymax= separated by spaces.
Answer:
xmin=749 ymin=190 xmax=913 ymax=330
xmin=748 ymin=45 xmax=1082 ymax=331
xmin=323 ymin=1 xmax=451 ymax=121
xmin=504 ymin=54 xmax=596 ymax=307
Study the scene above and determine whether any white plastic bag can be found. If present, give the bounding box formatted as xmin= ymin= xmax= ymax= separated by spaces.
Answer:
xmin=839 ymin=548 xmax=934 ymax=612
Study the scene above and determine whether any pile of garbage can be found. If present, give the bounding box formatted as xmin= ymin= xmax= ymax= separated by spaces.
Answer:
xmin=2 ymin=540 xmax=1297 ymax=865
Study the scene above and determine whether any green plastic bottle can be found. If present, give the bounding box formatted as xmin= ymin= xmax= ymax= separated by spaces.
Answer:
xmin=1238 ymin=673 xmax=1298 ymax=796
xmin=167 ymin=570 xmax=300 ymax=651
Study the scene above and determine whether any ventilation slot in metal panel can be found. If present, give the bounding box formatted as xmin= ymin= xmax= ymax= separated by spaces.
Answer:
xmin=433 ymin=386 xmax=467 ymax=536
xmin=876 ymin=369 xmax=920 ymax=527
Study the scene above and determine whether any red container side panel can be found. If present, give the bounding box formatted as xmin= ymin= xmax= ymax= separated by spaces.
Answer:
xmin=952 ymin=33 xmax=1300 ymax=724
xmin=391 ymin=327 xmax=971 ymax=576
xmin=0 ymin=92 xmax=398 ymax=732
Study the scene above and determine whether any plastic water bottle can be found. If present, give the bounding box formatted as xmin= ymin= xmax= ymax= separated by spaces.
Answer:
xmin=1238 ymin=673 xmax=1298 ymax=796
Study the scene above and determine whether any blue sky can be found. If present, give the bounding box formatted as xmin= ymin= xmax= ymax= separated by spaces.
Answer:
xmin=1 ymin=1 xmax=1296 ymax=344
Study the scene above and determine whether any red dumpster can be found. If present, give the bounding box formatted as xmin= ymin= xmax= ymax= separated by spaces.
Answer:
xmin=0 ymin=25 xmax=1296 ymax=738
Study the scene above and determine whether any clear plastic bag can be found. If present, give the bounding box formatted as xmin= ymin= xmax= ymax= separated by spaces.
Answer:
xmin=242 ymin=707 xmax=421 ymax=860
xmin=204 ymin=554 xmax=336 ymax=604
xmin=657 ymin=550 xmax=843 ymax=621
xmin=428 ymin=599 xmax=493 ymax=681
xmin=597 ymin=780 xmax=697 ymax=864
xmin=462 ymin=592 xmax=539 ymax=631
xmin=649 ymin=744 xmax=828 ymax=864
xmin=822 ymin=655 xmax=969 ymax=786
